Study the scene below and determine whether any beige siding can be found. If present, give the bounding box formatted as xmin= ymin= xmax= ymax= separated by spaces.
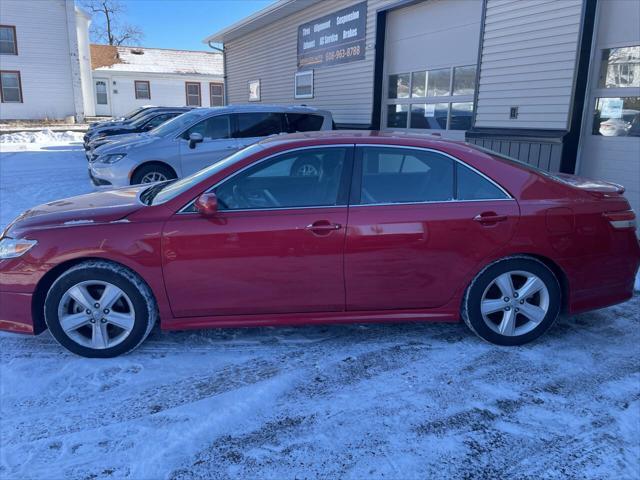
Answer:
xmin=475 ymin=0 xmax=584 ymax=129
xmin=225 ymin=0 xmax=395 ymax=125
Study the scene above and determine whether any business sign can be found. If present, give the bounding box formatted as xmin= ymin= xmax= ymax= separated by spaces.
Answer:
xmin=297 ymin=2 xmax=367 ymax=70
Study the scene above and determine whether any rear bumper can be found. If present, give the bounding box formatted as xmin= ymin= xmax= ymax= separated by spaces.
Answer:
xmin=564 ymin=241 xmax=640 ymax=314
xmin=0 ymin=291 xmax=36 ymax=335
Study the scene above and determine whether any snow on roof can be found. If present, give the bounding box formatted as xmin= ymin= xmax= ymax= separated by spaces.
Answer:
xmin=90 ymin=45 xmax=223 ymax=76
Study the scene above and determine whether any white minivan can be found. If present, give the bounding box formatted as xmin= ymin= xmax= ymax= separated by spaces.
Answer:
xmin=88 ymin=105 xmax=334 ymax=186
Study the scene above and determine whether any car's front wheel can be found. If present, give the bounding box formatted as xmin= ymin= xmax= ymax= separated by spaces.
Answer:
xmin=44 ymin=260 xmax=157 ymax=358
xmin=462 ymin=256 xmax=561 ymax=346
xmin=131 ymin=163 xmax=176 ymax=185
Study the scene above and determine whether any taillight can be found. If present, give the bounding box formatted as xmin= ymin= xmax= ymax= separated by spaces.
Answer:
xmin=604 ymin=210 xmax=637 ymax=230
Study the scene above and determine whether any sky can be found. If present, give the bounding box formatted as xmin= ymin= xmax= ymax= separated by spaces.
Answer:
xmin=104 ymin=0 xmax=276 ymax=51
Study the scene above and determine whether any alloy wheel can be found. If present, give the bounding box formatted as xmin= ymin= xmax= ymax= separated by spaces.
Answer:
xmin=57 ymin=280 xmax=135 ymax=349
xmin=480 ymin=270 xmax=550 ymax=337
xmin=141 ymin=171 xmax=168 ymax=183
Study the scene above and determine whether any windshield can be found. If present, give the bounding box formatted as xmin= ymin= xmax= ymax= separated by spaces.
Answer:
xmin=129 ymin=112 xmax=158 ymax=128
xmin=149 ymin=109 xmax=208 ymax=137
xmin=123 ymin=106 xmax=146 ymax=119
xmin=148 ymin=143 xmax=265 ymax=205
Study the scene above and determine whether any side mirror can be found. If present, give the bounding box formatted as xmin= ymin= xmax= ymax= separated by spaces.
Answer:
xmin=194 ymin=192 xmax=218 ymax=216
xmin=188 ymin=132 xmax=204 ymax=149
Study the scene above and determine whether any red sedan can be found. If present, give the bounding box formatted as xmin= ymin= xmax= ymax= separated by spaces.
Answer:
xmin=1 ymin=132 xmax=638 ymax=357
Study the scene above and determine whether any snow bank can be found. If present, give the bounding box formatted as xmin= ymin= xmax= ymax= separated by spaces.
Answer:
xmin=0 ymin=129 xmax=84 ymax=145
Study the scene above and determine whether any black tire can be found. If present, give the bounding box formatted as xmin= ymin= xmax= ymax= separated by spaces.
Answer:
xmin=131 ymin=163 xmax=176 ymax=185
xmin=44 ymin=260 xmax=157 ymax=358
xmin=462 ymin=256 xmax=561 ymax=346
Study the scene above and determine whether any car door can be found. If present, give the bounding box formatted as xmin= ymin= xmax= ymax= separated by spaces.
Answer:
xmin=162 ymin=145 xmax=354 ymax=318
xmin=233 ymin=112 xmax=285 ymax=148
xmin=344 ymin=146 xmax=519 ymax=311
xmin=178 ymin=114 xmax=238 ymax=175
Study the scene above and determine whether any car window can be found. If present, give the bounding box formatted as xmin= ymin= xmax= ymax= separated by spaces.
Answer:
xmin=144 ymin=113 xmax=176 ymax=129
xmin=235 ymin=112 xmax=284 ymax=138
xmin=286 ymin=113 xmax=325 ymax=132
xmin=183 ymin=115 xmax=231 ymax=140
xmin=215 ymin=147 xmax=349 ymax=210
xmin=358 ymin=147 xmax=454 ymax=204
xmin=456 ymin=163 xmax=508 ymax=200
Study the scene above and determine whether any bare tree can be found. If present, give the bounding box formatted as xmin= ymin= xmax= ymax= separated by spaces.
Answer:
xmin=81 ymin=0 xmax=144 ymax=46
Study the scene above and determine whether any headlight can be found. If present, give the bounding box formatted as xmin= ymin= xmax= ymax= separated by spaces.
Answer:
xmin=0 ymin=238 xmax=38 ymax=259
xmin=97 ymin=153 xmax=126 ymax=164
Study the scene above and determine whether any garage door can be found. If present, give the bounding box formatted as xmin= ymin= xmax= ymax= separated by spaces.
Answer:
xmin=382 ymin=0 xmax=482 ymax=139
xmin=578 ymin=0 xmax=640 ymax=215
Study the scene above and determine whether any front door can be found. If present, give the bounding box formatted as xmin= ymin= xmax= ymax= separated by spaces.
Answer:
xmin=344 ymin=146 xmax=519 ymax=311
xmin=94 ymin=79 xmax=111 ymax=116
xmin=162 ymin=146 xmax=353 ymax=318
xmin=178 ymin=114 xmax=239 ymax=176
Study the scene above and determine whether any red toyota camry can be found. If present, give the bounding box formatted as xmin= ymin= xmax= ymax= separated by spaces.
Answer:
xmin=1 ymin=132 xmax=638 ymax=357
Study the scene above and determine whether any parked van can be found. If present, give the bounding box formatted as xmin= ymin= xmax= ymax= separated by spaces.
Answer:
xmin=88 ymin=105 xmax=333 ymax=186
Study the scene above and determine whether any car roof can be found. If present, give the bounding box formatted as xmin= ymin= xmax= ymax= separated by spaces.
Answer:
xmin=191 ymin=104 xmax=332 ymax=116
xmin=255 ymin=130 xmax=468 ymax=150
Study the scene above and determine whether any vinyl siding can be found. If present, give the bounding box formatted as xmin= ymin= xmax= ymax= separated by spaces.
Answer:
xmin=0 ymin=0 xmax=79 ymax=120
xmin=475 ymin=0 xmax=584 ymax=129
xmin=224 ymin=0 xmax=395 ymax=125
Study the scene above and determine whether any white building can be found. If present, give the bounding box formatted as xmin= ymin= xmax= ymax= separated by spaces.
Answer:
xmin=0 ymin=0 xmax=223 ymax=122
xmin=89 ymin=45 xmax=224 ymax=118
xmin=0 ymin=0 xmax=92 ymax=121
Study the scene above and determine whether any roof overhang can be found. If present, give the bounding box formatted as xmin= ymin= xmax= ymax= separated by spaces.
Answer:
xmin=202 ymin=0 xmax=318 ymax=44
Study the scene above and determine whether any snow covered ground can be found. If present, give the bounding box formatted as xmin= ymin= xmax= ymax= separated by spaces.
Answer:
xmin=0 ymin=134 xmax=639 ymax=479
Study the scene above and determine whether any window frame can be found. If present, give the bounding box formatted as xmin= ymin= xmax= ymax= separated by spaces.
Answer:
xmin=185 ymin=82 xmax=201 ymax=106
xmin=350 ymin=145 xmax=512 ymax=206
xmin=134 ymin=80 xmax=151 ymax=100
xmin=179 ymin=145 xmax=355 ymax=213
xmin=294 ymin=70 xmax=314 ymax=99
xmin=385 ymin=64 xmax=477 ymax=132
xmin=0 ymin=70 xmax=23 ymax=103
xmin=0 ymin=25 xmax=17 ymax=55
xmin=209 ymin=82 xmax=224 ymax=106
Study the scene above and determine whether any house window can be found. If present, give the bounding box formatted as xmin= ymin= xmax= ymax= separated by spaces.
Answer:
xmin=599 ymin=46 xmax=640 ymax=88
xmin=249 ymin=79 xmax=261 ymax=102
xmin=0 ymin=25 xmax=17 ymax=55
xmin=294 ymin=71 xmax=313 ymax=99
xmin=134 ymin=80 xmax=150 ymax=99
xmin=210 ymin=82 xmax=224 ymax=106
xmin=0 ymin=71 xmax=22 ymax=103
xmin=185 ymin=82 xmax=201 ymax=106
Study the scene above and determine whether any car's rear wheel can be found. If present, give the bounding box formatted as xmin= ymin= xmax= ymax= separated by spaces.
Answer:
xmin=131 ymin=163 xmax=175 ymax=185
xmin=44 ymin=261 xmax=157 ymax=358
xmin=462 ymin=256 xmax=561 ymax=346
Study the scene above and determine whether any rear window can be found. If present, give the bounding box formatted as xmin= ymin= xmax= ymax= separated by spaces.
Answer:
xmin=286 ymin=113 xmax=325 ymax=132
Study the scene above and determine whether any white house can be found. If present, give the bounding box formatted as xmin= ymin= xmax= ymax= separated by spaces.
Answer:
xmin=89 ymin=45 xmax=224 ymax=118
xmin=0 ymin=0 xmax=93 ymax=121
xmin=0 ymin=0 xmax=223 ymax=122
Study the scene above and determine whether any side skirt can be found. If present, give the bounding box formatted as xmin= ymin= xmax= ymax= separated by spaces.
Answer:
xmin=161 ymin=307 xmax=461 ymax=331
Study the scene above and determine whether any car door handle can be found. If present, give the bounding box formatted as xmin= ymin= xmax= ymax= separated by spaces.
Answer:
xmin=305 ymin=221 xmax=342 ymax=233
xmin=474 ymin=213 xmax=508 ymax=224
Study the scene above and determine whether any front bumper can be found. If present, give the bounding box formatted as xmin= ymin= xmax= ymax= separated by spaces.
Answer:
xmin=88 ymin=162 xmax=130 ymax=188
xmin=0 ymin=290 xmax=35 ymax=334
